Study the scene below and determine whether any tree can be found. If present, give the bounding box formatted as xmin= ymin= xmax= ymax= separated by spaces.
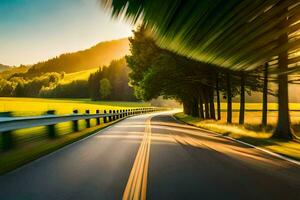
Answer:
xmin=0 ymin=79 xmax=14 ymax=96
xmin=272 ymin=5 xmax=294 ymax=139
xmin=226 ymin=73 xmax=232 ymax=123
xmin=99 ymin=78 xmax=111 ymax=100
xmin=239 ymin=72 xmax=245 ymax=125
xmin=262 ymin=63 xmax=268 ymax=129
xmin=216 ymin=73 xmax=221 ymax=120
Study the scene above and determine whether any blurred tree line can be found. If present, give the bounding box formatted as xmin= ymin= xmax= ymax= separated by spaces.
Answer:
xmin=0 ymin=58 xmax=136 ymax=101
xmin=127 ymin=26 xmax=274 ymax=126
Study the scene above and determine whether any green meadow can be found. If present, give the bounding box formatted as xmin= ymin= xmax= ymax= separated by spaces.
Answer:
xmin=60 ymin=68 xmax=98 ymax=84
xmin=0 ymin=97 xmax=150 ymax=116
xmin=175 ymin=103 xmax=300 ymax=161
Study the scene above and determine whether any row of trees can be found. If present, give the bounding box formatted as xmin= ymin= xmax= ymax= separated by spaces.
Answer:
xmin=127 ymin=26 xmax=284 ymax=134
xmin=0 ymin=58 xmax=137 ymax=101
xmin=102 ymin=0 xmax=300 ymax=141
xmin=0 ymin=73 xmax=62 ymax=97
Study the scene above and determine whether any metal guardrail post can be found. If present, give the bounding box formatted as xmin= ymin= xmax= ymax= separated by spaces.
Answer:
xmin=85 ymin=110 xmax=91 ymax=128
xmin=1 ymin=112 xmax=13 ymax=150
xmin=116 ymin=110 xmax=119 ymax=119
xmin=72 ymin=110 xmax=79 ymax=132
xmin=96 ymin=110 xmax=100 ymax=125
xmin=103 ymin=110 xmax=107 ymax=123
xmin=46 ymin=110 xmax=56 ymax=138
xmin=109 ymin=110 xmax=112 ymax=122
xmin=2 ymin=130 xmax=13 ymax=150
xmin=113 ymin=110 xmax=116 ymax=120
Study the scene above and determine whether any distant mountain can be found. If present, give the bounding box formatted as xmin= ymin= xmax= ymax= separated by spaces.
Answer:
xmin=27 ymin=38 xmax=130 ymax=74
xmin=0 ymin=64 xmax=11 ymax=72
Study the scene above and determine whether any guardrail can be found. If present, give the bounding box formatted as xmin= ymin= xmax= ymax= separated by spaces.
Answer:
xmin=0 ymin=107 xmax=164 ymax=150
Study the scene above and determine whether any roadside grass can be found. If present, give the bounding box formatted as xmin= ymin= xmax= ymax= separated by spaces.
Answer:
xmin=174 ymin=112 xmax=300 ymax=161
xmin=0 ymin=97 xmax=150 ymax=116
xmin=0 ymin=118 xmax=122 ymax=175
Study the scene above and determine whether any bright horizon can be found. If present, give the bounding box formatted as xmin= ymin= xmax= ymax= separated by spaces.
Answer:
xmin=0 ymin=0 xmax=133 ymax=66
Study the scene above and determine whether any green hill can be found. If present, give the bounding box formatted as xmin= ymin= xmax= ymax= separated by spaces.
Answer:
xmin=0 ymin=65 xmax=29 ymax=79
xmin=0 ymin=64 xmax=11 ymax=72
xmin=27 ymin=38 xmax=130 ymax=74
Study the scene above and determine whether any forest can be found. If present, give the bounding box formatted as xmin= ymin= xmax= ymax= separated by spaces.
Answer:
xmin=0 ymin=58 xmax=136 ymax=101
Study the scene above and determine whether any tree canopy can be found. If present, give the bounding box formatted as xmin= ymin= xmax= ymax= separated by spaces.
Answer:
xmin=102 ymin=0 xmax=300 ymax=71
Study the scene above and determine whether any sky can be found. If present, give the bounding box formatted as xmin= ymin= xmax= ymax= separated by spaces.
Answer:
xmin=0 ymin=0 xmax=133 ymax=66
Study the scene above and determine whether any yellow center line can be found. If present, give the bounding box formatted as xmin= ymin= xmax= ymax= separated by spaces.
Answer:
xmin=123 ymin=117 xmax=152 ymax=200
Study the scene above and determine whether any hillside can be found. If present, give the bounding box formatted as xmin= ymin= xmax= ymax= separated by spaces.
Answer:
xmin=0 ymin=64 xmax=11 ymax=72
xmin=60 ymin=68 xmax=99 ymax=84
xmin=27 ymin=38 xmax=130 ymax=74
xmin=0 ymin=65 xmax=29 ymax=79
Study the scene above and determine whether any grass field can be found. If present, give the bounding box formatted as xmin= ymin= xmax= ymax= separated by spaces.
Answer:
xmin=174 ymin=111 xmax=300 ymax=161
xmin=215 ymin=103 xmax=300 ymax=125
xmin=0 ymin=97 xmax=150 ymax=116
xmin=60 ymin=68 xmax=98 ymax=84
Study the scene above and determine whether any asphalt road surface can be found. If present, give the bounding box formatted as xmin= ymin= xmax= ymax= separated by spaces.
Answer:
xmin=0 ymin=111 xmax=300 ymax=200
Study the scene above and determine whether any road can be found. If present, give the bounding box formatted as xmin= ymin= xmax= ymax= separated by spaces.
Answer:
xmin=0 ymin=111 xmax=300 ymax=200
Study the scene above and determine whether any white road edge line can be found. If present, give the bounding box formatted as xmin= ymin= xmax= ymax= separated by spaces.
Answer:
xmin=170 ymin=114 xmax=300 ymax=166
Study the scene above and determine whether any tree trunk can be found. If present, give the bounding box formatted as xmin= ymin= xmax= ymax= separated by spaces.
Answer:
xmin=183 ymin=100 xmax=191 ymax=115
xmin=226 ymin=73 xmax=232 ymax=123
xmin=191 ymin=97 xmax=199 ymax=117
xmin=262 ymin=63 xmax=268 ymax=129
xmin=239 ymin=72 xmax=245 ymax=124
xmin=209 ymin=88 xmax=216 ymax=119
xmin=273 ymin=9 xmax=294 ymax=140
xmin=183 ymin=100 xmax=188 ymax=114
xmin=216 ymin=74 xmax=221 ymax=120
xmin=204 ymin=89 xmax=210 ymax=119
xmin=199 ymin=96 xmax=204 ymax=119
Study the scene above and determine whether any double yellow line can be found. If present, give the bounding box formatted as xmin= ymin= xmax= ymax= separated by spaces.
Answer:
xmin=122 ymin=117 xmax=152 ymax=200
